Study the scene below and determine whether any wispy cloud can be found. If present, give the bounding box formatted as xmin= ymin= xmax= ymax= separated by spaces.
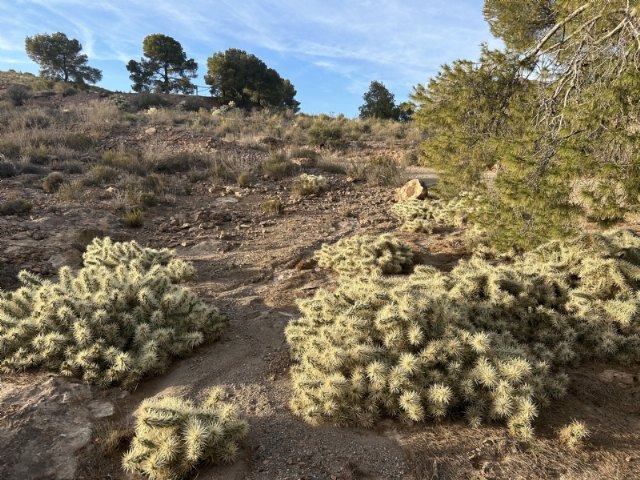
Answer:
xmin=0 ymin=0 xmax=495 ymax=114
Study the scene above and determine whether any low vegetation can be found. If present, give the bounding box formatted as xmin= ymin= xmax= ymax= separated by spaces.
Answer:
xmin=123 ymin=388 xmax=248 ymax=480
xmin=287 ymin=228 xmax=640 ymax=438
xmin=0 ymin=238 xmax=225 ymax=386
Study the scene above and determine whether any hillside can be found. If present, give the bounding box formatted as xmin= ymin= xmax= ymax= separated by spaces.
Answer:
xmin=0 ymin=83 xmax=639 ymax=480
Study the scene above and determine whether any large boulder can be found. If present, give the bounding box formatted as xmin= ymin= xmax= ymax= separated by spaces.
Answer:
xmin=396 ymin=178 xmax=429 ymax=201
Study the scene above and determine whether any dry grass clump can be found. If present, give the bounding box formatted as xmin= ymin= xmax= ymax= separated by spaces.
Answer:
xmin=57 ymin=178 xmax=86 ymax=202
xmin=0 ymin=157 xmax=17 ymax=178
xmin=261 ymin=198 xmax=285 ymax=215
xmin=87 ymin=165 xmax=119 ymax=185
xmin=262 ymin=151 xmax=293 ymax=180
xmin=362 ymin=156 xmax=401 ymax=186
xmin=292 ymin=174 xmax=328 ymax=197
xmin=286 ymin=229 xmax=640 ymax=438
xmin=123 ymin=208 xmax=144 ymax=228
xmin=123 ymin=388 xmax=248 ymax=480
xmin=0 ymin=195 xmax=32 ymax=215
xmin=315 ymin=234 xmax=414 ymax=276
xmin=0 ymin=238 xmax=226 ymax=386
xmin=101 ymin=150 xmax=144 ymax=175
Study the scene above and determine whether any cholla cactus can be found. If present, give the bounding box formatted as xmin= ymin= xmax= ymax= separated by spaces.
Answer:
xmin=123 ymin=388 xmax=248 ymax=480
xmin=0 ymin=238 xmax=225 ymax=386
xmin=292 ymin=174 xmax=328 ymax=197
xmin=315 ymin=234 xmax=414 ymax=276
xmin=391 ymin=191 xmax=484 ymax=233
xmin=558 ymin=420 xmax=590 ymax=449
xmin=286 ymin=229 xmax=640 ymax=437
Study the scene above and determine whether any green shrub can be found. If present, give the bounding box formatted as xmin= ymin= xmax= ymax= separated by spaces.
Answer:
xmin=292 ymin=174 xmax=328 ymax=197
xmin=260 ymin=198 xmax=284 ymax=215
xmin=101 ymin=150 xmax=144 ymax=175
xmin=0 ymin=141 xmax=21 ymax=159
xmin=62 ymin=132 xmax=95 ymax=151
xmin=237 ymin=171 xmax=253 ymax=187
xmin=0 ymin=238 xmax=226 ymax=386
xmin=150 ymin=152 xmax=207 ymax=174
xmin=308 ymin=121 xmax=345 ymax=149
xmin=123 ymin=209 xmax=144 ymax=228
xmin=123 ymin=388 xmax=248 ymax=479
xmin=286 ymin=230 xmax=640 ymax=438
xmin=23 ymin=145 xmax=50 ymax=165
xmin=0 ymin=158 xmax=17 ymax=178
xmin=42 ymin=172 xmax=65 ymax=193
xmin=0 ymin=195 xmax=32 ymax=215
xmin=262 ymin=152 xmax=293 ymax=180
xmin=5 ymin=85 xmax=31 ymax=106
xmin=87 ymin=165 xmax=119 ymax=185
xmin=315 ymin=234 xmax=414 ymax=277
xmin=180 ymin=96 xmax=209 ymax=112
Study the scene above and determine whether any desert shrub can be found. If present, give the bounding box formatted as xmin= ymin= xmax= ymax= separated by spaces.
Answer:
xmin=141 ymin=174 xmax=165 ymax=193
xmin=22 ymin=145 xmax=50 ymax=164
xmin=123 ymin=388 xmax=248 ymax=479
xmin=262 ymin=152 xmax=293 ymax=180
xmin=292 ymin=174 xmax=328 ymax=197
xmin=180 ymin=96 xmax=209 ymax=112
xmin=286 ymin=230 xmax=640 ymax=438
xmin=50 ymin=159 xmax=85 ymax=174
xmin=149 ymin=152 xmax=208 ymax=174
xmin=0 ymin=140 xmax=21 ymax=159
xmin=317 ymin=159 xmax=347 ymax=175
xmin=260 ymin=198 xmax=284 ymax=215
xmin=236 ymin=171 xmax=253 ymax=187
xmin=101 ymin=150 xmax=144 ymax=175
xmin=42 ymin=172 xmax=65 ymax=193
xmin=123 ymin=209 xmax=144 ymax=228
xmin=0 ymin=238 xmax=225 ymax=386
xmin=19 ymin=110 xmax=51 ymax=129
xmin=308 ymin=120 xmax=345 ymax=149
xmin=315 ymin=234 xmax=414 ymax=277
xmin=558 ymin=420 xmax=589 ymax=449
xmin=131 ymin=93 xmax=169 ymax=111
xmin=0 ymin=195 xmax=32 ymax=215
xmin=363 ymin=156 xmax=401 ymax=186
xmin=87 ymin=165 xmax=119 ymax=185
xmin=57 ymin=178 xmax=85 ymax=201
xmin=5 ymin=85 xmax=32 ymax=106
xmin=0 ymin=158 xmax=17 ymax=178
xmin=62 ymin=132 xmax=94 ymax=151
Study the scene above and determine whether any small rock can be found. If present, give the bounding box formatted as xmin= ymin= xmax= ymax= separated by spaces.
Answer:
xmin=396 ymin=178 xmax=429 ymax=201
xmin=144 ymin=127 xmax=157 ymax=135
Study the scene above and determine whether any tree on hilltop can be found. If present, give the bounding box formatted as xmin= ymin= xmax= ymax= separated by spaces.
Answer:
xmin=127 ymin=34 xmax=198 ymax=94
xmin=359 ymin=81 xmax=398 ymax=120
xmin=204 ymin=48 xmax=299 ymax=111
xmin=25 ymin=32 xmax=102 ymax=85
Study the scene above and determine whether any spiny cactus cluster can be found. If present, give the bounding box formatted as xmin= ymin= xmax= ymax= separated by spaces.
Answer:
xmin=0 ymin=238 xmax=225 ymax=386
xmin=292 ymin=173 xmax=328 ymax=197
xmin=286 ymin=230 xmax=640 ymax=438
xmin=391 ymin=191 xmax=483 ymax=233
xmin=123 ymin=388 xmax=248 ymax=480
xmin=315 ymin=234 xmax=414 ymax=276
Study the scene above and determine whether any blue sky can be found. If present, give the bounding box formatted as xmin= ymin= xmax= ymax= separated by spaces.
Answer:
xmin=0 ymin=0 xmax=497 ymax=116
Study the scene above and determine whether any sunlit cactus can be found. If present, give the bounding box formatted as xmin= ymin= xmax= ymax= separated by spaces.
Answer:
xmin=391 ymin=191 xmax=484 ymax=233
xmin=314 ymin=234 xmax=414 ymax=276
xmin=0 ymin=238 xmax=225 ymax=386
xmin=123 ymin=388 xmax=248 ymax=480
xmin=286 ymin=228 xmax=640 ymax=437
